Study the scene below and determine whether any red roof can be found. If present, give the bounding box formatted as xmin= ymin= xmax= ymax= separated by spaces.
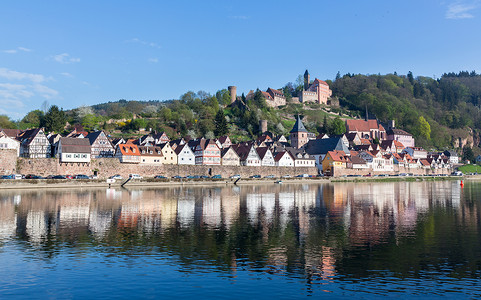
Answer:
xmin=117 ymin=144 xmax=140 ymax=156
xmin=327 ymin=150 xmax=348 ymax=162
xmin=313 ymin=78 xmax=329 ymax=86
xmin=346 ymin=119 xmax=384 ymax=133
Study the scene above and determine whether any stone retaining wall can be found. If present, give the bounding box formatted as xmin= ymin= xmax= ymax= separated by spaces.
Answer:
xmin=332 ymin=166 xmax=453 ymax=177
xmin=0 ymin=150 xmax=19 ymax=175
xmin=16 ymin=157 xmax=318 ymax=179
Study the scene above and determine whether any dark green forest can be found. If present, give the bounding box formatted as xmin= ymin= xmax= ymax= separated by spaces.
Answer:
xmin=3 ymin=70 xmax=481 ymax=153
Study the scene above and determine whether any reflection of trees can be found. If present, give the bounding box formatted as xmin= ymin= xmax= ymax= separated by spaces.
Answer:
xmin=0 ymin=181 xmax=479 ymax=281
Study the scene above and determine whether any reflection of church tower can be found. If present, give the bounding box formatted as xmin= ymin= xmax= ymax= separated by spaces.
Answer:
xmin=304 ymin=70 xmax=310 ymax=90
xmin=290 ymin=115 xmax=309 ymax=149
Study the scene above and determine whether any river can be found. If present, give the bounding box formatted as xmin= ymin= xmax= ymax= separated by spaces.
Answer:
xmin=0 ymin=180 xmax=480 ymax=298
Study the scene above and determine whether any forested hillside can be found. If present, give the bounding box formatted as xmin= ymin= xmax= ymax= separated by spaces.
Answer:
xmin=331 ymin=71 xmax=481 ymax=150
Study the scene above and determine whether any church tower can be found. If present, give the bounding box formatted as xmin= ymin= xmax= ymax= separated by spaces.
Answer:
xmin=304 ymin=70 xmax=310 ymax=90
xmin=290 ymin=115 xmax=309 ymax=149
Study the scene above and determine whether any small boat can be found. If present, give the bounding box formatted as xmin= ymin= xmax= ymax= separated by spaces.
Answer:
xmin=275 ymin=180 xmax=283 ymax=184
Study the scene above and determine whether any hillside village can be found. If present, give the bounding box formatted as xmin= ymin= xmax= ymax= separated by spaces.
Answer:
xmin=0 ymin=109 xmax=458 ymax=178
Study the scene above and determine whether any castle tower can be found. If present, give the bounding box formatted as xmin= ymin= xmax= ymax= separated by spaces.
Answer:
xmin=259 ymin=120 xmax=267 ymax=135
xmin=289 ymin=115 xmax=309 ymax=149
xmin=304 ymin=70 xmax=310 ymax=90
xmin=228 ymin=86 xmax=237 ymax=104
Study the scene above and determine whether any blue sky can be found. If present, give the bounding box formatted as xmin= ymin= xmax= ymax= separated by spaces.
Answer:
xmin=1 ymin=0 xmax=481 ymax=119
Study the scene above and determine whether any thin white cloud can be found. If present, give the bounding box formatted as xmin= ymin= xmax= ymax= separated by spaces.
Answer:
xmin=0 ymin=68 xmax=59 ymax=117
xmin=52 ymin=53 xmax=81 ymax=64
xmin=60 ymin=72 xmax=74 ymax=78
xmin=2 ymin=47 xmax=32 ymax=54
xmin=446 ymin=1 xmax=479 ymax=19
xmin=148 ymin=58 xmax=159 ymax=63
xmin=125 ymin=38 xmax=162 ymax=49
xmin=33 ymin=84 xmax=59 ymax=99
xmin=0 ymin=68 xmax=46 ymax=83
xmin=18 ymin=47 xmax=32 ymax=52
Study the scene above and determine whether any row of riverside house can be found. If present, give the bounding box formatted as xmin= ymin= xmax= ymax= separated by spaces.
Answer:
xmin=0 ymin=124 xmax=316 ymax=169
xmin=0 ymin=115 xmax=459 ymax=176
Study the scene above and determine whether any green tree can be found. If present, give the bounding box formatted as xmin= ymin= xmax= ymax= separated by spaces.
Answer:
xmin=21 ymin=110 xmax=44 ymax=127
xmin=329 ymin=117 xmax=346 ymax=135
xmin=463 ymin=145 xmax=475 ymax=163
xmin=43 ymin=105 xmax=66 ymax=133
xmin=0 ymin=115 xmax=15 ymax=129
xmin=214 ymin=109 xmax=228 ymax=137
xmin=416 ymin=116 xmax=431 ymax=140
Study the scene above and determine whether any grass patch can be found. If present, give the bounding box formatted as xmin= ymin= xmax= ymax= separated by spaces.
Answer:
xmin=458 ymin=164 xmax=481 ymax=174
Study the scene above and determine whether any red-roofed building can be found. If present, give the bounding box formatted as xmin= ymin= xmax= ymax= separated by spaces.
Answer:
xmin=301 ymin=70 xmax=332 ymax=104
xmin=115 ymin=144 xmax=141 ymax=164
xmin=346 ymin=119 xmax=386 ymax=141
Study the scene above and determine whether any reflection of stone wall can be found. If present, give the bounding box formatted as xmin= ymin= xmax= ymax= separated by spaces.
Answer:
xmin=332 ymin=165 xmax=453 ymax=177
xmin=16 ymin=157 xmax=318 ymax=178
xmin=0 ymin=149 xmax=18 ymax=175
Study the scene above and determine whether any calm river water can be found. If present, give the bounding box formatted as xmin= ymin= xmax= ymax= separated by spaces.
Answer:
xmin=0 ymin=180 xmax=480 ymax=299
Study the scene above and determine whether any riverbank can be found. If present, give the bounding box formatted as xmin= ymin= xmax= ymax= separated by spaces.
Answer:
xmin=0 ymin=174 xmax=475 ymax=190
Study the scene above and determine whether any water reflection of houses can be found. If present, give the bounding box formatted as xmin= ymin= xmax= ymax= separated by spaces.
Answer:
xmin=0 ymin=196 xmax=17 ymax=240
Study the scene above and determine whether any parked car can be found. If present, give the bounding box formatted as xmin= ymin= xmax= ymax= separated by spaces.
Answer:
xmin=65 ymin=175 xmax=74 ymax=179
xmin=452 ymin=171 xmax=463 ymax=176
xmin=154 ymin=175 xmax=167 ymax=179
xmin=26 ymin=174 xmax=44 ymax=179
xmin=109 ymin=174 xmax=123 ymax=180
xmin=74 ymin=174 xmax=89 ymax=179
xmin=172 ymin=175 xmax=183 ymax=179
xmin=199 ymin=175 xmax=209 ymax=179
xmin=249 ymin=175 xmax=261 ymax=178
xmin=211 ymin=175 xmax=222 ymax=179
xmin=264 ymin=175 xmax=275 ymax=178
xmin=229 ymin=174 xmax=241 ymax=179
xmin=51 ymin=175 xmax=66 ymax=179
xmin=129 ymin=174 xmax=143 ymax=180
xmin=281 ymin=175 xmax=291 ymax=178
xmin=296 ymin=174 xmax=309 ymax=178
xmin=1 ymin=175 xmax=14 ymax=179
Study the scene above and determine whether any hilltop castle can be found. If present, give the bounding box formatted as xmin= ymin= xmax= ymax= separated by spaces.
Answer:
xmin=242 ymin=70 xmax=333 ymax=108
xmin=300 ymin=70 xmax=332 ymax=104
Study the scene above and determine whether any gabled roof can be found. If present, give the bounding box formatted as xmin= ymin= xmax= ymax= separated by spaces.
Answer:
xmin=350 ymin=155 xmax=367 ymax=165
xmin=19 ymin=128 xmax=48 ymax=146
xmin=86 ymin=131 xmax=109 ymax=145
xmin=232 ymin=144 xmax=257 ymax=161
xmin=327 ymin=150 xmax=348 ymax=162
xmin=256 ymin=147 xmax=271 ymax=160
xmin=117 ymin=144 xmax=140 ymax=156
xmin=175 ymin=144 xmax=193 ymax=155
xmin=386 ymin=128 xmax=412 ymax=136
xmin=218 ymin=136 xmax=231 ymax=144
xmin=346 ymin=119 xmax=384 ymax=132
xmin=59 ymin=137 xmax=91 ymax=154
xmin=313 ymin=78 xmax=329 ymax=86
xmin=274 ymin=151 xmax=292 ymax=162
xmin=221 ymin=146 xmax=239 ymax=158
xmin=1 ymin=128 xmax=22 ymax=139
xmin=290 ymin=115 xmax=308 ymax=133
xmin=304 ymin=137 xmax=349 ymax=155
xmin=138 ymin=145 xmax=163 ymax=157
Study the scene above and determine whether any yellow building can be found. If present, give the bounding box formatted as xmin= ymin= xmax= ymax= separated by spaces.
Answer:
xmin=159 ymin=142 xmax=177 ymax=165
xmin=322 ymin=151 xmax=348 ymax=175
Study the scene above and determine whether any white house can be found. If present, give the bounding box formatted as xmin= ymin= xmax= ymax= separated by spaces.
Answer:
xmin=274 ymin=151 xmax=294 ymax=167
xmin=256 ymin=147 xmax=275 ymax=166
xmin=175 ymin=144 xmax=195 ymax=165
xmin=0 ymin=133 xmax=20 ymax=156
xmin=234 ymin=144 xmax=261 ymax=166
xmin=58 ymin=137 xmax=91 ymax=164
